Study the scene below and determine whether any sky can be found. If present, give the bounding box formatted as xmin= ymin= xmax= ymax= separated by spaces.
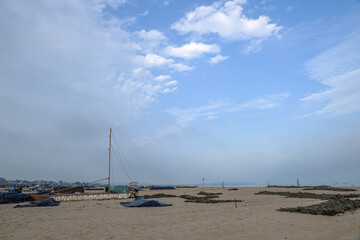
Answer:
xmin=1 ymin=0 xmax=360 ymax=186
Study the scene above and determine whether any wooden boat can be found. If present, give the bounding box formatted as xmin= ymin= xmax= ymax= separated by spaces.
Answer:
xmin=32 ymin=128 xmax=137 ymax=202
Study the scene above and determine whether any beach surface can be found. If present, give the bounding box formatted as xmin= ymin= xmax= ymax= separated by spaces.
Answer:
xmin=1 ymin=187 xmax=360 ymax=240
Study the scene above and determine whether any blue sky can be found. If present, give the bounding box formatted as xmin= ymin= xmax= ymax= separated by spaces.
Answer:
xmin=1 ymin=0 xmax=360 ymax=186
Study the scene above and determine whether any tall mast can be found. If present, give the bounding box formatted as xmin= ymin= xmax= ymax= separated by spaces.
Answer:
xmin=108 ymin=127 xmax=111 ymax=192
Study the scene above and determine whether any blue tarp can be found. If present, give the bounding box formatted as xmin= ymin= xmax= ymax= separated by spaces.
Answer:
xmin=120 ymin=197 xmax=172 ymax=207
xmin=150 ymin=186 xmax=176 ymax=190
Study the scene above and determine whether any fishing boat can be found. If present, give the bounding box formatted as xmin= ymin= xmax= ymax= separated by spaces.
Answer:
xmin=32 ymin=128 xmax=137 ymax=202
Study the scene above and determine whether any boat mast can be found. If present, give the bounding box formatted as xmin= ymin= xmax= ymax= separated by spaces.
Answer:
xmin=108 ymin=127 xmax=111 ymax=192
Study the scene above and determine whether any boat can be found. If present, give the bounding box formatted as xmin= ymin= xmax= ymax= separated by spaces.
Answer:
xmin=32 ymin=128 xmax=138 ymax=202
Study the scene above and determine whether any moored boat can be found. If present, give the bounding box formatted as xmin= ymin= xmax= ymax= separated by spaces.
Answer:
xmin=32 ymin=128 xmax=137 ymax=202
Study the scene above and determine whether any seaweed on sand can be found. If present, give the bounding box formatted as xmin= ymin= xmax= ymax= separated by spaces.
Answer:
xmin=267 ymin=185 xmax=302 ymax=188
xmin=180 ymin=194 xmax=242 ymax=203
xmin=142 ymin=193 xmax=177 ymax=199
xmin=140 ymin=191 xmax=243 ymax=204
xmin=255 ymin=191 xmax=360 ymax=200
xmin=197 ymin=191 xmax=223 ymax=196
xmin=303 ymin=186 xmax=357 ymax=192
xmin=185 ymin=199 xmax=243 ymax=203
xmin=278 ymin=198 xmax=360 ymax=216
xmin=179 ymin=195 xmax=219 ymax=200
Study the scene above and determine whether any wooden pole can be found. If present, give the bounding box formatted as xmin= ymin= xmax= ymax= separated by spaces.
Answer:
xmin=108 ymin=128 xmax=112 ymax=192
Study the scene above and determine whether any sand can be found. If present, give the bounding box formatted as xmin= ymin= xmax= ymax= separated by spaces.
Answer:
xmin=1 ymin=187 xmax=360 ymax=240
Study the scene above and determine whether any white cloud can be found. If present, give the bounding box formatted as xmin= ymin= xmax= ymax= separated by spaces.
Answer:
xmin=162 ymin=87 xmax=178 ymax=94
xmin=131 ymin=68 xmax=151 ymax=78
xmin=225 ymin=93 xmax=290 ymax=113
xmin=210 ymin=54 xmax=228 ymax=64
xmin=135 ymin=29 xmax=166 ymax=42
xmin=243 ymin=39 xmax=263 ymax=54
xmin=133 ymin=54 xmax=194 ymax=72
xmin=286 ymin=6 xmax=294 ymax=12
xmin=169 ymin=63 xmax=194 ymax=72
xmin=164 ymin=42 xmax=220 ymax=59
xmin=171 ymin=0 xmax=282 ymax=41
xmin=117 ymin=72 xmax=163 ymax=106
xmin=207 ymin=115 xmax=218 ymax=120
xmin=154 ymin=75 xmax=171 ymax=81
xmin=134 ymin=53 xmax=173 ymax=68
xmin=104 ymin=0 xmax=128 ymax=9
xmin=164 ymin=80 xmax=178 ymax=86
xmin=117 ymin=71 xmax=179 ymax=106
xmin=133 ymin=29 xmax=166 ymax=53
xmin=135 ymin=93 xmax=289 ymax=145
xmin=302 ymin=32 xmax=360 ymax=116
xmin=169 ymin=93 xmax=289 ymax=126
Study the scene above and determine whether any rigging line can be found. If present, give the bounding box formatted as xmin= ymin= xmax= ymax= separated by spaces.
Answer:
xmin=114 ymin=141 xmax=137 ymax=182
xmin=112 ymin=132 xmax=137 ymax=181
xmin=111 ymin=145 xmax=132 ymax=181
xmin=110 ymin=139 xmax=130 ymax=179
xmin=112 ymin=133 xmax=136 ymax=181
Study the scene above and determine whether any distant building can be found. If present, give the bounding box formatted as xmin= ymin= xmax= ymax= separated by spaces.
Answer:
xmin=0 ymin=177 xmax=6 ymax=185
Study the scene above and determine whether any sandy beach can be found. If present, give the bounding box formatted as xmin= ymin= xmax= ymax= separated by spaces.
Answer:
xmin=1 ymin=187 xmax=360 ymax=240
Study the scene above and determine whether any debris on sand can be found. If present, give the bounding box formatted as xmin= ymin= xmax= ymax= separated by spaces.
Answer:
xmin=184 ymin=198 xmax=243 ymax=204
xmin=180 ymin=194 xmax=218 ymax=200
xmin=142 ymin=193 xmax=177 ymax=199
xmin=120 ymin=197 xmax=172 ymax=207
xmin=255 ymin=191 xmax=360 ymax=200
xmin=14 ymin=198 xmax=60 ymax=208
xmin=267 ymin=185 xmax=302 ymax=188
xmin=179 ymin=194 xmax=242 ymax=203
xmin=149 ymin=186 xmax=176 ymax=190
xmin=228 ymin=188 xmax=239 ymax=191
xmin=197 ymin=191 xmax=222 ymax=196
xmin=0 ymin=193 xmax=34 ymax=204
xmin=278 ymin=198 xmax=360 ymax=216
xmin=303 ymin=186 xmax=357 ymax=192
xmin=267 ymin=185 xmax=357 ymax=192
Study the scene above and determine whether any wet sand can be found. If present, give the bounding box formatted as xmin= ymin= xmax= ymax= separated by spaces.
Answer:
xmin=1 ymin=187 xmax=360 ymax=240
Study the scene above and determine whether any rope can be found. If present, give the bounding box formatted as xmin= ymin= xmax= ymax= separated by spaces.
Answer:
xmin=111 ymin=145 xmax=132 ymax=181
xmin=112 ymin=132 xmax=137 ymax=181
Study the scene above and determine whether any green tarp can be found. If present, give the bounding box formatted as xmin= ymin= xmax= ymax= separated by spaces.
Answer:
xmin=110 ymin=185 xmax=128 ymax=193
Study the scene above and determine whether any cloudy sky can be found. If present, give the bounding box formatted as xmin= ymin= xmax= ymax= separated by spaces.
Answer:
xmin=1 ymin=0 xmax=360 ymax=186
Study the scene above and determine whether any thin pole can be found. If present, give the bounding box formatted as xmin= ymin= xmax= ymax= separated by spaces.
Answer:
xmin=108 ymin=128 xmax=112 ymax=192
